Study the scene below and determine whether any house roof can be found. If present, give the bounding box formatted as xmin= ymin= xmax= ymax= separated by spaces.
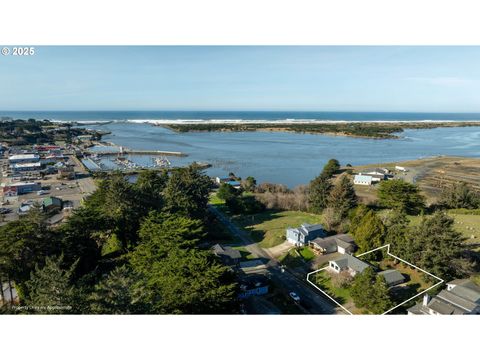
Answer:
xmin=301 ymin=223 xmax=324 ymax=232
xmin=378 ymin=269 xmax=405 ymax=286
xmin=43 ymin=196 xmax=62 ymax=207
xmin=354 ymin=175 xmax=373 ymax=182
xmin=212 ymin=244 xmax=241 ymax=260
xmin=332 ymin=254 xmax=370 ymax=273
xmin=448 ymin=279 xmax=480 ymax=303
xmin=437 ymin=290 xmax=479 ymax=312
xmin=310 ymin=234 xmax=356 ymax=251
xmin=310 ymin=237 xmax=337 ymax=250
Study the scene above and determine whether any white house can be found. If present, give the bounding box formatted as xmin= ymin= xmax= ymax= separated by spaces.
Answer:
xmin=353 ymin=174 xmax=373 ymax=185
xmin=395 ymin=165 xmax=407 ymax=172
xmin=328 ymin=254 xmax=370 ymax=276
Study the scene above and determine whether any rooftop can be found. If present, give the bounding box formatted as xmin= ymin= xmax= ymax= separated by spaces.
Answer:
xmin=378 ymin=269 xmax=405 ymax=286
xmin=332 ymin=254 xmax=370 ymax=273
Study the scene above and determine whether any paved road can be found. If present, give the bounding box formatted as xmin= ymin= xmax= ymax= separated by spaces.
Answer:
xmin=208 ymin=205 xmax=340 ymax=314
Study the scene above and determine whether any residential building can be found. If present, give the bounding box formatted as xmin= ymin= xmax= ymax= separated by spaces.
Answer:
xmin=212 ymin=244 xmax=242 ymax=266
xmin=215 ymin=176 xmax=241 ymax=189
xmin=408 ymin=279 xmax=480 ymax=315
xmin=309 ymin=234 xmax=356 ymax=254
xmin=328 ymin=254 xmax=370 ymax=276
xmin=43 ymin=196 xmax=63 ymax=212
xmin=378 ymin=269 xmax=406 ymax=287
xmin=286 ymin=223 xmax=326 ymax=246
xmin=238 ymin=275 xmax=270 ymax=299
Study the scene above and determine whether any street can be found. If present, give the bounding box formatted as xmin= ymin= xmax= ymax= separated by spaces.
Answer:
xmin=208 ymin=205 xmax=340 ymax=314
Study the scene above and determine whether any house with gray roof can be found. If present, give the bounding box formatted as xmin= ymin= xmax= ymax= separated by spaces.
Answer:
xmin=286 ymin=223 xmax=326 ymax=246
xmin=378 ymin=269 xmax=405 ymax=287
xmin=408 ymin=279 xmax=480 ymax=315
xmin=212 ymin=244 xmax=242 ymax=266
xmin=328 ymin=254 xmax=370 ymax=276
xmin=309 ymin=234 xmax=356 ymax=255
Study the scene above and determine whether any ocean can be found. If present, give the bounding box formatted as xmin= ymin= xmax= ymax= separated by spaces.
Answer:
xmin=2 ymin=111 xmax=480 ymax=187
xmin=3 ymin=110 xmax=480 ymax=122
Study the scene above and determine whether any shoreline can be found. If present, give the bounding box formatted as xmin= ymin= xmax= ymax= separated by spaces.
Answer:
xmin=157 ymin=121 xmax=480 ymax=139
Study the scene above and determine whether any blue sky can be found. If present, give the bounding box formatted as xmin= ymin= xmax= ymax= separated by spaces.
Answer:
xmin=2 ymin=46 xmax=480 ymax=112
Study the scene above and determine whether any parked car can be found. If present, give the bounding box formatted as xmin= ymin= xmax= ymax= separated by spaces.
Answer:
xmin=289 ymin=292 xmax=301 ymax=302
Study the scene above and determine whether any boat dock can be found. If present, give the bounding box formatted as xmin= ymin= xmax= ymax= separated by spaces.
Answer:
xmin=85 ymin=147 xmax=187 ymax=157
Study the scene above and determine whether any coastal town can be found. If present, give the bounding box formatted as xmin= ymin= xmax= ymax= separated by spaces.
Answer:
xmin=1 ymin=117 xmax=479 ymax=315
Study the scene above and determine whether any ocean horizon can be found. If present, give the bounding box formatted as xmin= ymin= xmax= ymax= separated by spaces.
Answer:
xmin=3 ymin=110 xmax=480 ymax=123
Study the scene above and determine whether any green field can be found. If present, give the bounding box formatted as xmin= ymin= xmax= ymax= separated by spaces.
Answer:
xmin=407 ymin=210 xmax=480 ymax=250
xmin=233 ymin=210 xmax=324 ymax=248
xmin=312 ymin=271 xmax=352 ymax=305
xmin=279 ymin=247 xmax=315 ymax=268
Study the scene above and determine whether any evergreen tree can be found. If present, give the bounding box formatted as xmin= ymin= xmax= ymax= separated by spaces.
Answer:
xmin=89 ymin=265 xmax=147 ymax=314
xmin=135 ymin=169 xmax=168 ymax=210
xmin=327 ymin=174 xmax=357 ymax=219
xmin=384 ymin=210 xmax=410 ymax=258
xmin=370 ymin=275 xmax=393 ymax=314
xmin=163 ymin=165 xmax=212 ymax=219
xmin=0 ymin=207 xmax=57 ymax=285
xmin=217 ymin=183 xmax=239 ymax=201
xmin=350 ymin=267 xmax=376 ymax=309
xmin=23 ymin=256 xmax=80 ymax=314
xmin=406 ymin=211 xmax=470 ymax=278
xmin=350 ymin=267 xmax=392 ymax=314
xmin=322 ymin=159 xmax=341 ymax=178
xmin=377 ymin=179 xmax=425 ymax=214
xmin=351 ymin=209 xmax=385 ymax=254
xmin=308 ymin=173 xmax=332 ymax=214
xmin=439 ymin=182 xmax=480 ymax=209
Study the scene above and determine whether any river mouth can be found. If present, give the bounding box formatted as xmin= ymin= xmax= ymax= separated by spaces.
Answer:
xmin=80 ymin=122 xmax=480 ymax=188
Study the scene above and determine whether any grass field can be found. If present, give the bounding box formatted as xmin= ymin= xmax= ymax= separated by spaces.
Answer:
xmin=279 ymin=247 xmax=315 ymax=268
xmin=233 ymin=210 xmax=324 ymax=248
xmin=406 ymin=210 xmax=480 ymax=250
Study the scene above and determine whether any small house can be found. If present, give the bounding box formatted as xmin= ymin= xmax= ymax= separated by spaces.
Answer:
xmin=238 ymin=275 xmax=270 ymax=299
xmin=212 ymin=244 xmax=242 ymax=266
xmin=378 ymin=269 xmax=405 ymax=287
xmin=43 ymin=196 xmax=63 ymax=212
xmin=328 ymin=254 xmax=370 ymax=276
xmin=286 ymin=223 xmax=326 ymax=246
xmin=309 ymin=234 xmax=356 ymax=254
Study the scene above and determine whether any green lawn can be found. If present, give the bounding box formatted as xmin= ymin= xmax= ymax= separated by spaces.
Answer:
xmin=279 ymin=247 xmax=315 ymax=268
xmin=233 ymin=210 xmax=324 ymax=248
xmin=312 ymin=271 xmax=352 ymax=305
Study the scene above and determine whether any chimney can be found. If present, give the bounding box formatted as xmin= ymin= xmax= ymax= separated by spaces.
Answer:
xmin=423 ymin=293 xmax=430 ymax=306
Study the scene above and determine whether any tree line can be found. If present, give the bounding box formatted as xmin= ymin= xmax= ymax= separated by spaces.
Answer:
xmin=0 ymin=165 xmax=237 ymax=314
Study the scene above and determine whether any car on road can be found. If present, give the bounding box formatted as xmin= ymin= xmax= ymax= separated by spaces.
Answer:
xmin=289 ymin=292 xmax=301 ymax=302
